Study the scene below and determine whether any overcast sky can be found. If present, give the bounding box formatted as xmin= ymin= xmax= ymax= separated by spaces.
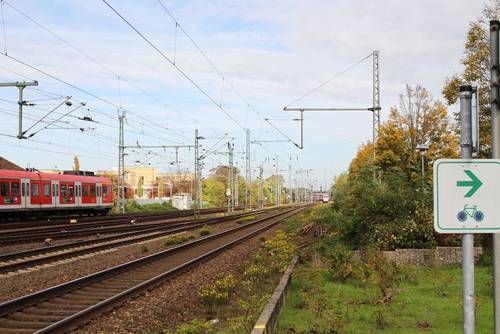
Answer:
xmin=0 ymin=0 xmax=484 ymax=189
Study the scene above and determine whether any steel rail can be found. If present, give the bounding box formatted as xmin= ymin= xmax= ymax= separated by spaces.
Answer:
xmin=0 ymin=208 xmax=270 ymax=273
xmin=0 ymin=206 xmax=305 ymax=334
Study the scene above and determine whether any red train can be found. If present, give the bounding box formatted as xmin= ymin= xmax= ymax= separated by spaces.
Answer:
xmin=0 ymin=169 xmax=113 ymax=218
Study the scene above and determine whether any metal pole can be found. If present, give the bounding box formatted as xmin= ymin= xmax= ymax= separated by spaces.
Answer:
xmin=460 ymin=85 xmax=475 ymax=334
xmin=17 ymin=86 xmax=24 ymax=139
xmin=300 ymin=110 xmax=304 ymax=149
xmin=118 ymin=112 xmax=125 ymax=214
xmin=275 ymin=156 xmax=279 ymax=207
xmin=258 ymin=165 xmax=264 ymax=209
xmin=288 ymin=157 xmax=292 ymax=204
xmin=194 ymin=129 xmax=200 ymax=218
xmin=421 ymin=154 xmax=425 ymax=179
xmin=490 ymin=20 xmax=500 ymax=334
xmin=245 ymin=129 xmax=251 ymax=210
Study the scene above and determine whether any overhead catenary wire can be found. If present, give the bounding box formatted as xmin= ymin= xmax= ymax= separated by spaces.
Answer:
xmin=0 ymin=0 xmax=6 ymax=55
xmin=284 ymin=53 xmax=372 ymax=108
xmin=2 ymin=0 xmax=197 ymax=131
xmin=102 ymin=0 xmax=245 ymax=131
xmin=0 ymin=52 xmax=189 ymax=144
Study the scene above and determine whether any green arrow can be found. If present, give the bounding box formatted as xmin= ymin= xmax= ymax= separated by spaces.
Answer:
xmin=456 ymin=170 xmax=483 ymax=197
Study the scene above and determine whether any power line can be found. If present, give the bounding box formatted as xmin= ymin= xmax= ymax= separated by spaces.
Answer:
xmin=0 ymin=52 xmax=189 ymax=144
xmin=101 ymin=0 xmax=245 ymax=131
xmin=284 ymin=53 xmax=372 ymax=108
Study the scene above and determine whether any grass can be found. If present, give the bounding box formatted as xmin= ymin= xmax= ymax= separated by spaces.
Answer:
xmin=164 ymin=233 xmax=195 ymax=247
xmin=236 ymin=215 xmax=256 ymax=224
xmin=114 ymin=200 xmax=178 ymax=214
xmin=277 ymin=264 xmax=493 ymax=334
xmin=199 ymin=225 xmax=212 ymax=236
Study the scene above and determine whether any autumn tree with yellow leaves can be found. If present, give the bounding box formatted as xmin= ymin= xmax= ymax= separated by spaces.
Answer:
xmin=331 ymin=85 xmax=458 ymax=250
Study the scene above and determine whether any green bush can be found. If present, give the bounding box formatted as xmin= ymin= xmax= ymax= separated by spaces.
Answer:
xmin=198 ymin=274 xmax=237 ymax=316
xmin=164 ymin=233 xmax=195 ymax=246
xmin=199 ymin=225 xmax=212 ymax=236
xmin=236 ymin=215 xmax=256 ymax=224
xmin=329 ymin=167 xmax=436 ymax=250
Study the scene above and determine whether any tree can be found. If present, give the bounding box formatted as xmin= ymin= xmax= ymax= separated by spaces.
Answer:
xmin=203 ymin=178 xmax=226 ymax=207
xmin=327 ymin=84 xmax=458 ymax=250
xmin=137 ymin=177 xmax=144 ymax=198
xmin=442 ymin=1 xmax=500 ymax=157
xmin=73 ymin=156 xmax=80 ymax=172
xmin=376 ymin=85 xmax=459 ymax=182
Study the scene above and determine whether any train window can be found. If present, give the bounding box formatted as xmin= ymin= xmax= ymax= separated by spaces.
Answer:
xmin=61 ymin=185 xmax=67 ymax=197
xmin=90 ymin=185 xmax=96 ymax=197
xmin=31 ymin=184 xmax=39 ymax=197
xmin=103 ymin=185 xmax=108 ymax=197
xmin=1 ymin=182 xmax=9 ymax=196
xmin=44 ymin=184 xmax=50 ymax=197
xmin=83 ymin=186 xmax=89 ymax=197
xmin=68 ymin=185 xmax=74 ymax=197
xmin=12 ymin=183 xmax=19 ymax=197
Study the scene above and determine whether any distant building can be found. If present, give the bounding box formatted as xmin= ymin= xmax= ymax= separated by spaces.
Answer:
xmin=96 ymin=166 xmax=194 ymax=199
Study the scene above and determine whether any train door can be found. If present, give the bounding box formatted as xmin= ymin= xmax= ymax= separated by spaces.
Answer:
xmin=96 ymin=183 xmax=102 ymax=206
xmin=75 ymin=181 xmax=82 ymax=206
xmin=51 ymin=180 xmax=59 ymax=208
xmin=21 ymin=178 xmax=30 ymax=209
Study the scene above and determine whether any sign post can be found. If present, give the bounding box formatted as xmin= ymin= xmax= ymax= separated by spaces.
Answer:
xmin=434 ymin=86 xmax=477 ymax=333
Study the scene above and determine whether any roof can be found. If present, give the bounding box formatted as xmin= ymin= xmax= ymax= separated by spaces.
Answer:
xmin=0 ymin=157 xmax=24 ymax=171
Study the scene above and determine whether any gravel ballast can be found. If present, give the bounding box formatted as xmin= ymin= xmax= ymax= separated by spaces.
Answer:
xmin=76 ymin=225 xmax=282 ymax=333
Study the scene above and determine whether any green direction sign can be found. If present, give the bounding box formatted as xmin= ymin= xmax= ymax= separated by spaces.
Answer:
xmin=434 ymin=159 xmax=500 ymax=233
xmin=456 ymin=170 xmax=483 ymax=197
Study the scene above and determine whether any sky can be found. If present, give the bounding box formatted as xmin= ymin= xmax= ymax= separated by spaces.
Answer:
xmin=0 ymin=0 xmax=485 ymax=190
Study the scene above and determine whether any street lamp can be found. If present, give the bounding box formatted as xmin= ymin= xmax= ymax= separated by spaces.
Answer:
xmin=416 ymin=144 xmax=429 ymax=179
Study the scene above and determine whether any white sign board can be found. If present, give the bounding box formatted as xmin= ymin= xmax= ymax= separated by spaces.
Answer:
xmin=434 ymin=159 xmax=500 ymax=233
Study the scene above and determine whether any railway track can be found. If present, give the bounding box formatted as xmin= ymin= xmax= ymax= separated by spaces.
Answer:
xmin=0 ymin=206 xmax=250 ymax=230
xmin=0 ymin=207 xmax=259 ymax=245
xmin=0 ymin=208 xmax=271 ymax=274
xmin=0 ymin=206 xmax=304 ymax=334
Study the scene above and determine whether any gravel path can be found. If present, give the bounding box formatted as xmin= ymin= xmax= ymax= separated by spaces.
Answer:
xmin=0 ymin=219 xmax=242 ymax=303
xmin=75 ymin=225 xmax=282 ymax=334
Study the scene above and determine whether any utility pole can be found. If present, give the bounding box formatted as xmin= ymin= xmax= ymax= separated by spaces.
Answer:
xmin=118 ymin=111 xmax=126 ymax=214
xmin=258 ymin=165 xmax=264 ymax=209
xmin=245 ymin=129 xmax=251 ymax=210
xmin=0 ymin=81 xmax=39 ymax=139
xmin=288 ymin=156 xmax=292 ymax=204
xmin=235 ymin=166 xmax=239 ymax=207
xmin=194 ymin=129 xmax=201 ymax=218
xmin=491 ymin=20 xmax=500 ymax=334
xmin=283 ymin=50 xmax=381 ymax=151
xmin=460 ymin=85 xmax=475 ymax=334
xmin=227 ymin=141 xmax=234 ymax=214
xmin=372 ymin=50 xmax=381 ymax=158
xmin=274 ymin=156 xmax=279 ymax=207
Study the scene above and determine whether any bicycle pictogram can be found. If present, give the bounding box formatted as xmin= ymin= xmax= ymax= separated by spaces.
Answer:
xmin=457 ymin=204 xmax=485 ymax=223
